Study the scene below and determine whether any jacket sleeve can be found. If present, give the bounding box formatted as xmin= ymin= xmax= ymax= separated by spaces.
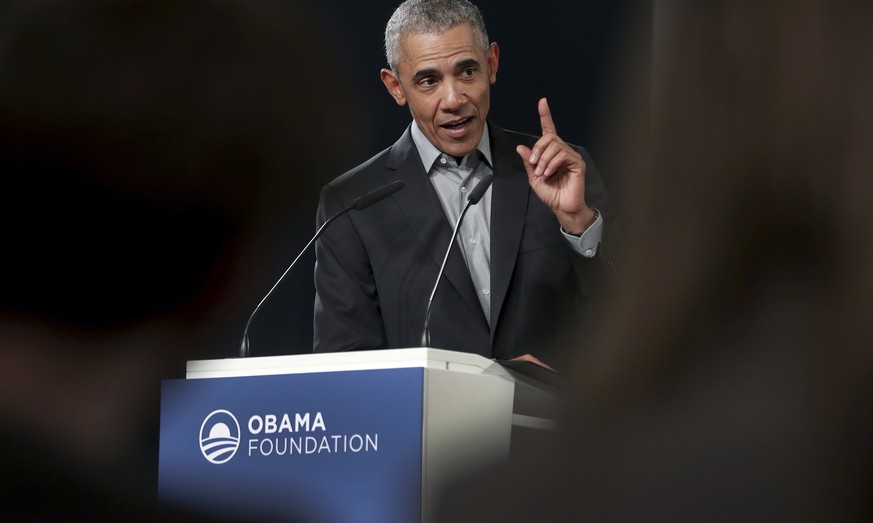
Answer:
xmin=312 ymin=183 xmax=388 ymax=352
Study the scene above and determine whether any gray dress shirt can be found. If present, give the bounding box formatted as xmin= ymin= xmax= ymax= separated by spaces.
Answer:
xmin=410 ymin=121 xmax=602 ymax=325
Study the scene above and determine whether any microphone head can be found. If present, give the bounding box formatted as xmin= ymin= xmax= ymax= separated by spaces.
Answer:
xmin=467 ymin=173 xmax=494 ymax=205
xmin=351 ymin=180 xmax=405 ymax=211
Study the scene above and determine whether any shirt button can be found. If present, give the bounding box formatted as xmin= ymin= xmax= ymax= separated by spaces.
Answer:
xmin=440 ymin=157 xmax=447 ymax=164
xmin=584 ymin=249 xmax=594 ymax=257
xmin=470 ymin=238 xmax=477 ymax=245
xmin=461 ymin=186 xmax=467 ymax=193
xmin=483 ymin=289 xmax=490 ymax=296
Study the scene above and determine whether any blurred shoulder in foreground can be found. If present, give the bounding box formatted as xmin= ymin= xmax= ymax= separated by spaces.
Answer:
xmin=436 ymin=1 xmax=873 ymax=521
xmin=0 ymin=0 xmax=357 ymax=520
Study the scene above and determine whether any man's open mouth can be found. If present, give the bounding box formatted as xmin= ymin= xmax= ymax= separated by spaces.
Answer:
xmin=441 ymin=116 xmax=472 ymax=130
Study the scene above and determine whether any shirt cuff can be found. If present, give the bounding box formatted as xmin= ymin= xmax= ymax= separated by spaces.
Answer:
xmin=561 ymin=209 xmax=602 ymax=258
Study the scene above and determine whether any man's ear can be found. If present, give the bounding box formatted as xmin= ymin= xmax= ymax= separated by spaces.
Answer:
xmin=380 ymin=68 xmax=407 ymax=106
xmin=487 ymin=42 xmax=500 ymax=85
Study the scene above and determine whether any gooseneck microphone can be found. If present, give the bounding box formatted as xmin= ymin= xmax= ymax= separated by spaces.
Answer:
xmin=420 ymin=173 xmax=494 ymax=347
xmin=239 ymin=180 xmax=405 ymax=357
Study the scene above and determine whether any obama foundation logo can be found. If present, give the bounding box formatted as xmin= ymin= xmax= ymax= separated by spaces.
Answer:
xmin=199 ymin=409 xmax=241 ymax=464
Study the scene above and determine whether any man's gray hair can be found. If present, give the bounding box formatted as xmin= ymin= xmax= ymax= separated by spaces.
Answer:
xmin=385 ymin=0 xmax=490 ymax=70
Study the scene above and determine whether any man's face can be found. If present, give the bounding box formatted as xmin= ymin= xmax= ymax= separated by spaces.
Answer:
xmin=381 ymin=23 xmax=499 ymax=158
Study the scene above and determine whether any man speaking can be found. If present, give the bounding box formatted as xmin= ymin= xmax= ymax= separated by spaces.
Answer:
xmin=313 ymin=0 xmax=616 ymax=371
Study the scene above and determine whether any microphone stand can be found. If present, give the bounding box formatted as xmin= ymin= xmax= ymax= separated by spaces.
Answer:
xmin=239 ymin=180 xmax=404 ymax=357
xmin=420 ymin=174 xmax=493 ymax=346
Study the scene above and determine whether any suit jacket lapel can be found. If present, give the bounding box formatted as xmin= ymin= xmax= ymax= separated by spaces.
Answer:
xmin=489 ymin=125 xmax=530 ymax=339
xmin=386 ymin=128 xmax=485 ymax=323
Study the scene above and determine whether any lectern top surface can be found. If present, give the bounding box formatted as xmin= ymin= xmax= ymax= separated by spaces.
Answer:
xmin=185 ymin=347 xmax=512 ymax=380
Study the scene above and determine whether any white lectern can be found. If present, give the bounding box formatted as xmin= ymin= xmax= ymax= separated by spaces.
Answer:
xmin=159 ymin=348 xmax=561 ymax=522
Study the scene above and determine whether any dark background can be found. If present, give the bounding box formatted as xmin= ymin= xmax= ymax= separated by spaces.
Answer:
xmin=244 ymin=0 xmax=650 ymax=358
xmin=0 ymin=0 xmax=651 ymax=515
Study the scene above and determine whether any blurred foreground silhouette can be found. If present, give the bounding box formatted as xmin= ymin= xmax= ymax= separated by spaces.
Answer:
xmin=0 ymin=0 xmax=356 ymax=519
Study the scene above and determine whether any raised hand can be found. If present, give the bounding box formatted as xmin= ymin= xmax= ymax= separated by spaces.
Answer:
xmin=516 ymin=98 xmax=595 ymax=234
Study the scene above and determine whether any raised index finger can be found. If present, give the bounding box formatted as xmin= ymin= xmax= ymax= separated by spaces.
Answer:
xmin=538 ymin=97 xmax=557 ymax=135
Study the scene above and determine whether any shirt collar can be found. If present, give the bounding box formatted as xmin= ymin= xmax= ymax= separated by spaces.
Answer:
xmin=410 ymin=119 xmax=493 ymax=172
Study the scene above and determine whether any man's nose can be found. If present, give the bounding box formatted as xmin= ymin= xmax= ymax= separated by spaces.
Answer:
xmin=442 ymin=80 xmax=465 ymax=110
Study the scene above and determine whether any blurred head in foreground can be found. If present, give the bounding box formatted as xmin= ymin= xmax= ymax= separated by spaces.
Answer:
xmin=438 ymin=1 xmax=873 ymax=521
xmin=0 ymin=0 xmax=353 ymax=518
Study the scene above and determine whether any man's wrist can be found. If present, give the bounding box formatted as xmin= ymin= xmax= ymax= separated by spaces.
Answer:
xmin=561 ymin=208 xmax=599 ymax=237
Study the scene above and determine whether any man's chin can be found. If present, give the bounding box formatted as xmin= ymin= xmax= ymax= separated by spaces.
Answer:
xmin=437 ymin=140 xmax=479 ymax=159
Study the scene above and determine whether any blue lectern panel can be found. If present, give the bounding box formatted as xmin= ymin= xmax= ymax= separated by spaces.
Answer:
xmin=159 ymin=368 xmax=424 ymax=523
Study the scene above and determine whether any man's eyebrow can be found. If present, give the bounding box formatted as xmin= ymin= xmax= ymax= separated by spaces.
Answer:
xmin=411 ymin=68 xmax=438 ymax=84
xmin=409 ymin=58 xmax=482 ymax=84
xmin=455 ymin=58 xmax=480 ymax=70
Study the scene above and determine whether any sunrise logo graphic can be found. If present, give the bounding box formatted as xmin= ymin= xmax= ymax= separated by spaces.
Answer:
xmin=199 ymin=409 xmax=241 ymax=464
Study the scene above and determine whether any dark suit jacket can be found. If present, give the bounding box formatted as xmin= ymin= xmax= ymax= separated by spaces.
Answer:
xmin=313 ymin=122 xmax=616 ymax=367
